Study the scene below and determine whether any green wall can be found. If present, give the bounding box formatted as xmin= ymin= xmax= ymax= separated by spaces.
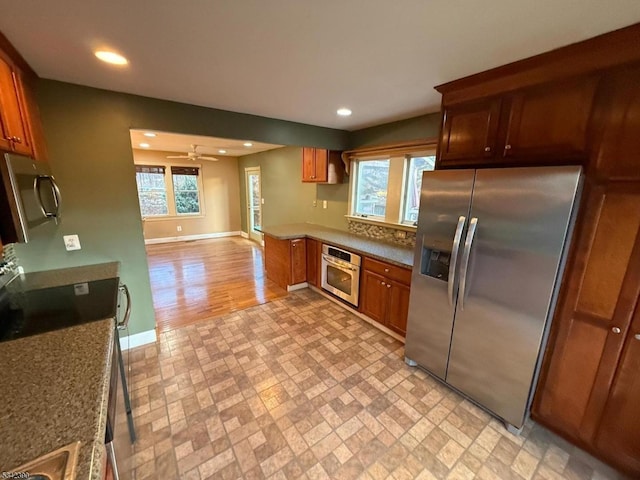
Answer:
xmin=349 ymin=113 xmax=440 ymax=148
xmin=238 ymin=147 xmax=350 ymax=233
xmin=16 ymin=77 xmax=437 ymax=336
xmin=15 ymin=80 xmax=349 ymax=336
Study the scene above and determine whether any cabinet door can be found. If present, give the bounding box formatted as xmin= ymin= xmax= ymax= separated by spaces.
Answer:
xmin=302 ymin=147 xmax=316 ymax=181
xmin=313 ymin=149 xmax=328 ymax=183
xmin=0 ymin=56 xmax=32 ymax=156
xmin=388 ymin=281 xmax=410 ymax=336
xmin=17 ymin=73 xmax=46 ymax=161
xmin=360 ymin=270 xmax=387 ymax=324
xmin=290 ymin=238 xmax=307 ymax=285
xmin=503 ymin=77 xmax=598 ymax=161
xmin=0 ymin=56 xmax=16 ymax=152
xmin=438 ymin=98 xmax=501 ymax=166
xmin=595 ymin=303 xmax=640 ymax=476
xmin=264 ymin=235 xmax=291 ymax=290
xmin=306 ymin=238 xmax=318 ymax=287
xmin=533 ymin=183 xmax=640 ymax=442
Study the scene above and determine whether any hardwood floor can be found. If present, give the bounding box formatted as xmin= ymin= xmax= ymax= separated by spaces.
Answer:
xmin=145 ymin=236 xmax=288 ymax=333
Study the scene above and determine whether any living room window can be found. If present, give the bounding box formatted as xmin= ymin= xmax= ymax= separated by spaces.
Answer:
xmin=347 ymin=142 xmax=437 ymax=227
xmin=135 ymin=164 xmax=203 ymax=217
xmin=171 ymin=166 xmax=201 ymax=215
xmin=135 ymin=165 xmax=169 ymax=216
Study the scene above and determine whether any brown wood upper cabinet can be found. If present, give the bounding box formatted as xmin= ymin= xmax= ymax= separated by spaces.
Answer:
xmin=0 ymin=53 xmax=33 ymax=157
xmin=360 ymin=257 xmax=411 ymax=336
xmin=302 ymin=147 xmax=343 ymax=184
xmin=438 ymin=76 xmax=599 ymax=168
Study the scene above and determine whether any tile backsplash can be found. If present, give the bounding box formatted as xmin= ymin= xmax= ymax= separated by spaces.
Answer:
xmin=347 ymin=219 xmax=416 ymax=247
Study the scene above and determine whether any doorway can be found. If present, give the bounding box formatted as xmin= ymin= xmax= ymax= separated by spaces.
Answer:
xmin=245 ymin=167 xmax=263 ymax=244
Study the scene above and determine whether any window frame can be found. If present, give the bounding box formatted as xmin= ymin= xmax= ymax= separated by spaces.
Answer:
xmin=401 ymin=154 xmax=437 ymax=225
xmin=134 ymin=162 xmax=205 ymax=219
xmin=135 ymin=165 xmax=170 ymax=218
xmin=351 ymin=157 xmax=391 ymax=220
xmin=347 ymin=144 xmax=437 ymax=229
xmin=171 ymin=166 xmax=202 ymax=216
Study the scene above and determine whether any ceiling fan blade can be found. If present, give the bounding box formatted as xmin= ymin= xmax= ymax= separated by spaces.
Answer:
xmin=166 ymin=155 xmax=190 ymax=159
xmin=198 ymin=156 xmax=219 ymax=161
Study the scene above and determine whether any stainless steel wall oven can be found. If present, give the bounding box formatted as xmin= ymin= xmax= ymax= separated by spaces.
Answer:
xmin=321 ymin=244 xmax=361 ymax=307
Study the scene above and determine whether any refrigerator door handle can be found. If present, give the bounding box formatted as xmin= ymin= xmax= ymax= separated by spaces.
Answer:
xmin=447 ymin=215 xmax=466 ymax=306
xmin=459 ymin=217 xmax=478 ymax=311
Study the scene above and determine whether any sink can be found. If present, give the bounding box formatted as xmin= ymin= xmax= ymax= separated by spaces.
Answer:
xmin=8 ymin=442 xmax=80 ymax=480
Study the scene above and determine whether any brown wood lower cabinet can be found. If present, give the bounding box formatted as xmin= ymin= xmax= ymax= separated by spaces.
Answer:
xmin=264 ymin=235 xmax=306 ymax=290
xmin=306 ymin=238 xmax=319 ymax=287
xmin=360 ymin=257 xmax=411 ymax=336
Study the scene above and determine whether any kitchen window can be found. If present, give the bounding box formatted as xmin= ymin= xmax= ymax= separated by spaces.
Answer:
xmin=135 ymin=165 xmax=169 ymax=216
xmin=348 ymin=144 xmax=437 ymax=227
xmin=353 ymin=159 xmax=390 ymax=218
xmin=134 ymin=164 xmax=203 ymax=218
xmin=402 ymin=155 xmax=437 ymax=224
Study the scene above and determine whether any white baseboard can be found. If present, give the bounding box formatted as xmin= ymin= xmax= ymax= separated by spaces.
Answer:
xmin=119 ymin=329 xmax=157 ymax=350
xmin=240 ymin=231 xmax=249 ymax=239
xmin=144 ymin=231 xmax=242 ymax=245
xmin=287 ymin=282 xmax=309 ymax=292
xmin=308 ymin=285 xmax=406 ymax=344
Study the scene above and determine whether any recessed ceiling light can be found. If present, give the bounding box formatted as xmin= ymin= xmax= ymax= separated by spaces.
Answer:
xmin=243 ymin=142 xmax=253 ymax=147
xmin=337 ymin=108 xmax=352 ymax=117
xmin=139 ymin=143 xmax=150 ymax=148
xmin=95 ymin=50 xmax=129 ymax=66
xmin=143 ymin=132 xmax=157 ymax=138
xmin=218 ymin=149 xmax=227 ymax=154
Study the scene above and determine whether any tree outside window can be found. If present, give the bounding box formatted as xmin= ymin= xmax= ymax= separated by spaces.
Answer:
xmin=135 ymin=165 xmax=169 ymax=216
xmin=171 ymin=166 xmax=201 ymax=215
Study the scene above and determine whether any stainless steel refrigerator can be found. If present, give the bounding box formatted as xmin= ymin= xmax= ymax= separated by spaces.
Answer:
xmin=404 ymin=166 xmax=582 ymax=432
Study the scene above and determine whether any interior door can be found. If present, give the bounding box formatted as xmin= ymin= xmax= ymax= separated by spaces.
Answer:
xmin=245 ymin=167 xmax=262 ymax=244
xmin=446 ymin=166 xmax=582 ymax=428
xmin=404 ymin=169 xmax=475 ymax=380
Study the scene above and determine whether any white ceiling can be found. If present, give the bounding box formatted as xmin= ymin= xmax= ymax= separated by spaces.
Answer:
xmin=129 ymin=130 xmax=282 ymax=158
xmin=1 ymin=1 xmax=639 ymax=130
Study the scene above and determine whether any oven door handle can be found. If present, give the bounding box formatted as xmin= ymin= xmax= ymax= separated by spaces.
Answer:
xmin=322 ymin=254 xmax=358 ymax=272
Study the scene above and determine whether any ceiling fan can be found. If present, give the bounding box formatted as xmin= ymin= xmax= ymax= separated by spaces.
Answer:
xmin=166 ymin=144 xmax=219 ymax=161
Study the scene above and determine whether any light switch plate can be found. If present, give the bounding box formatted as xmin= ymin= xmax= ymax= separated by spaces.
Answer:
xmin=63 ymin=234 xmax=81 ymax=251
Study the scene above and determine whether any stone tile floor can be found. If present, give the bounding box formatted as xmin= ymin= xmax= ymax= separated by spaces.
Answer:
xmin=125 ymin=290 xmax=627 ymax=479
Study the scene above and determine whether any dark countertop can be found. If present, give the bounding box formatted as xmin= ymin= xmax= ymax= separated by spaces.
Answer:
xmin=0 ymin=262 xmax=120 ymax=480
xmin=259 ymin=223 xmax=415 ymax=268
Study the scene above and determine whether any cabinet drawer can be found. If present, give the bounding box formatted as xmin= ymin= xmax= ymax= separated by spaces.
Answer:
xmin=363 ymin=257 xmax=411 ymax=285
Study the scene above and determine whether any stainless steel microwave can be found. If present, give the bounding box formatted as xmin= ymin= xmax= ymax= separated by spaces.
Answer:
xmin=1 ymin=153 xmax=61 ymax=243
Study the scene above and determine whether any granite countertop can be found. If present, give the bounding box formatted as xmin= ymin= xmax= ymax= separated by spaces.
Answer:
xmin=259 ymin=223 xmax=416 ymax=268
xmin=0 ymin=262 xmax=121 ymax=480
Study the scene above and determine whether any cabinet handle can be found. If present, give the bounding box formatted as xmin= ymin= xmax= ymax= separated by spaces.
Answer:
xmin=484 ymin=146 xmax=491 ymax=152
xmin=384 ymin=268 xmax=389 ymax=273
xmin=386 ymin=284 xmax=391 ymax=289
xmin=611 ymin=327 xmax=621 ymax=334
xmin=381 ymin=281 xmax=386 ymax=286
xmin=635 ymin=334 xmax=640 ymax=341
xmin=12 ymin=136 xmax=22 ymax=144
xmin=504 ymin=144 xmax=512 ymax=151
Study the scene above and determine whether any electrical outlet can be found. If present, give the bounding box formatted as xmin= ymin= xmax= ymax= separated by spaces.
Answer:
xmin=323 ymin=200 xmax=328 ymax=209
xmin=177 ymin=225 xmax=182 ymax=232
xmin=63 ymin=234 xmax=81 ymax=251
xmin=261 ymin=198 xmax=265 ymax=205
xmin=313 ymin=200 xmax=317 ymax=207
xmin=396 ymin=230 xmax=407 ymax=239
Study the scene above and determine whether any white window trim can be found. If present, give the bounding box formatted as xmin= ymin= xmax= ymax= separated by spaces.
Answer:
xmin=135 ymin=161 xmax=206 ymax=220
xmin=347 ymin=147 xmax=436 ymax=230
